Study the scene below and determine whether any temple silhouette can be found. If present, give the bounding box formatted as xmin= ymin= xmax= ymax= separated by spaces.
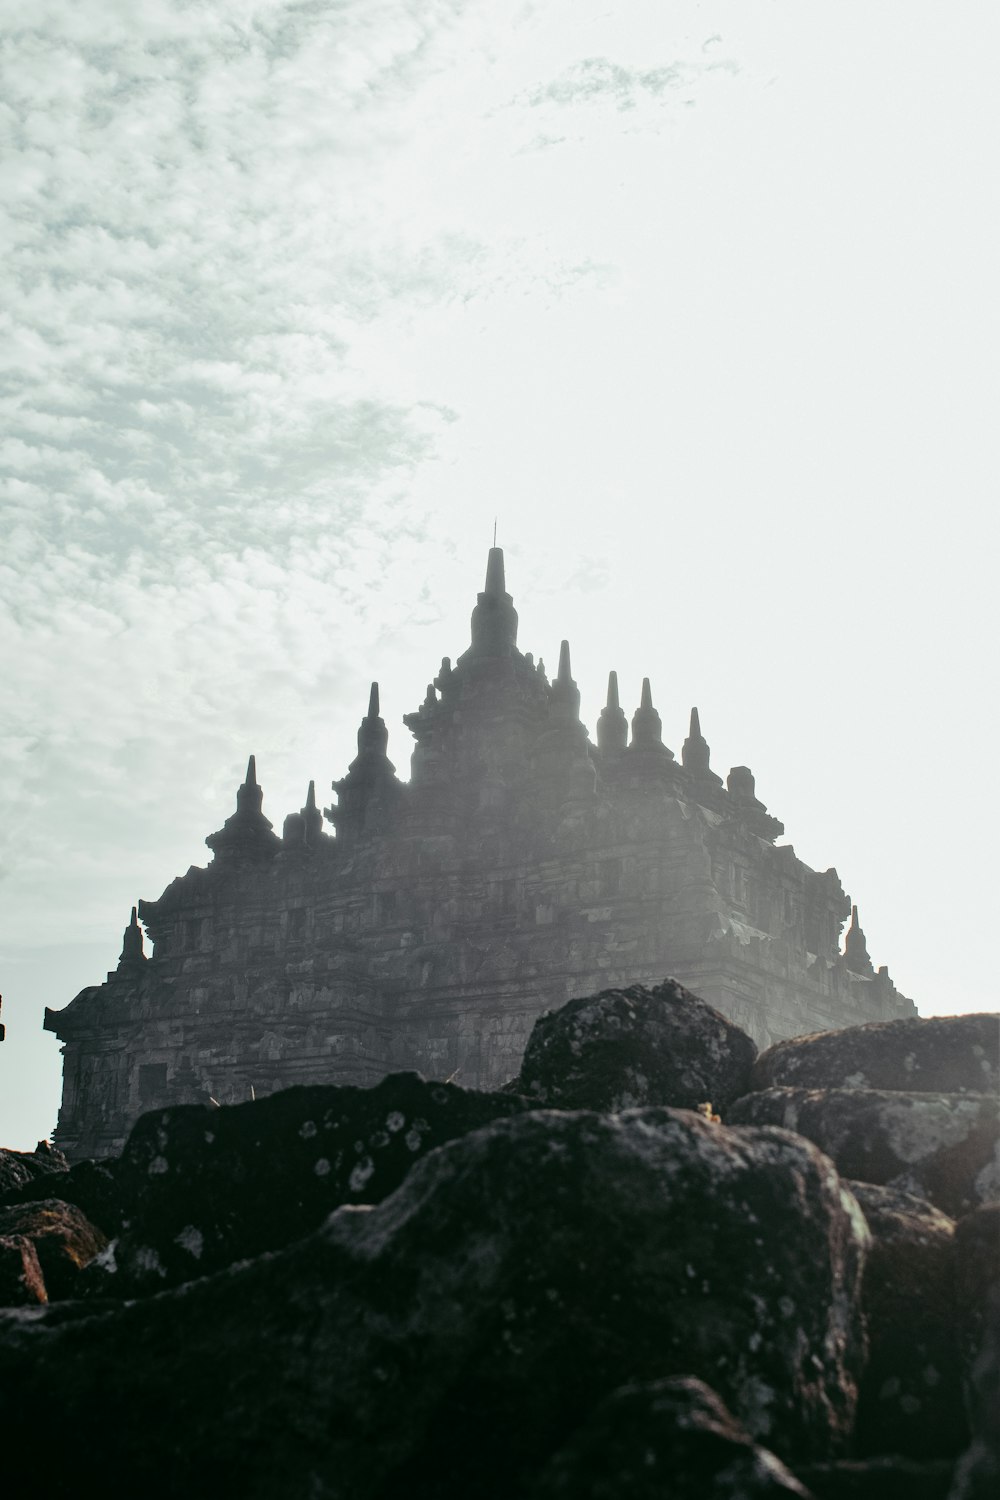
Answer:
xmin=45 ymin=549 xmax=914 ymax=1158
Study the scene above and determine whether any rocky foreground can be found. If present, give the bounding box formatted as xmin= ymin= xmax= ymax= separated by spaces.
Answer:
xmin=1 ymin=982 xmax=997 ymax=1499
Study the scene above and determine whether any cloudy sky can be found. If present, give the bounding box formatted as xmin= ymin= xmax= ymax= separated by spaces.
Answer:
xmin=1 ymin=1 xmax=997 ymax=1147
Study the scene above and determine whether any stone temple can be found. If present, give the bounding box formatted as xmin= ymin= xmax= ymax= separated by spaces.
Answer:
xmin=45 ymin=549 xmax=915 ymax=1158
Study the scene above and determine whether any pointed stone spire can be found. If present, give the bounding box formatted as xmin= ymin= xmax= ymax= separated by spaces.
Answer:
xmin=845 ymin=903 xmax=875 ymax=976
xmin=630 ymin=678 xmax=673 ymax=757
xmin=235 ymin=755 xmax=264 ymax=817
xmin=596 ymin=670 xmax=628 ymax=755
xmin=550 ymin=639 xmax=582 ymax=721
xmin=484 ymin=546 xmax=506 ymax=597
xmin=206 ymin=755 xmax=280 ymax=862
xmin=302 ymin=779 xmax=323 ymax=844
xmin=118 ymin=906 xmax=146 ymax=967
xmin=469 ymin=547 xmax=518 ymax=658
xmin=357 ymin=681 xmax=389 ymax=757
xmin=682 ymin=706 xmax=722 ymax=785
xmin=328 ymin=681 xmax=400 ymax=845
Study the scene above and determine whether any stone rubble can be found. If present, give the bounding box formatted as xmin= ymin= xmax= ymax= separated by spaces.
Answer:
xmin=0 ymin=982 xmax=996 ymax=1499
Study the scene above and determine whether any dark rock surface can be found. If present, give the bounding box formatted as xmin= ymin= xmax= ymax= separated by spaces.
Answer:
xmin=0 ymin=1200 xmax=108 ymax=1301
xmin=0 ymin=1141 xmax=69 ymax=1195
xmin=100 ymin=1071 xmax=528 ymax=1295
xmin=949 ymin=1204 xmax=1000 ymax=1500
xmin=953 ymin=1203 xmax=1000 ymax=1395
xmin=526 ymin=1375 xmax=813 ymax=1498
xmin=514 ymin=978 xmax=757 ymax=1113
xmin=750 ymin=1015 xmax=999 ymax=1096
xmin=727 ymin=1088 xmax=999 ymax=1217
xmin=794 ymin=1457 xmax=954 ymax=1500
xmin=0 ymin=1107 xmax=870 ymax=1498
xmin=847 ymin=1181 xmax=966 ymax=1457
xmin=0 ymin=1233 xmax=48 ymax=1306
xmin=0 ymin=1156 xmax=123 ymax=1237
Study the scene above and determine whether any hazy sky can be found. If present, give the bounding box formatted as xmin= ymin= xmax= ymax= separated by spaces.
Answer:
xmin=1 ymin=1 xmax=997 ymax=1148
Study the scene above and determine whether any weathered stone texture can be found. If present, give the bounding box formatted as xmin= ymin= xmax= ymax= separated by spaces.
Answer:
xmin=727 ymin=1088 xmax=999 ymax=1218
xmin=527 ymin=1376 xmax=814 ymax=1499
xmin=847 ymin=1181 xmax=967 ymax=1457
xmin=0 ymin=1141 xmax=69 ymax=1195
xmin=513 ymin=977 xmax=757 ymax=1112
xmin=0 ymin=1200 xmax=107 ymax=1301
xmin=44 ymin=550 xmax=916 ymax=1159
xmin=751 ymin=1015 xmax=999 ymax=1096
xmin=0 ymin=1107 xmax=870 ymax=1498
xmin=95 ymin=1071 xmax=528 ymax=1296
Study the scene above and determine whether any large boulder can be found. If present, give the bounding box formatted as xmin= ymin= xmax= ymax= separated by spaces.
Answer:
xmin=727 ymin=1089 xmax=999 ymax=1218
xmin=514 ymin=978 xmax=757 ymax=1113
xmin=750 ymin=1016 xmax=999 ymax=1096
xmin=0 ymin=1200 xmax=108 ymax=1302
xmin=0 ymin=1107 xmax=870 ymax=1498
xmin=0 ymin=1141 xmax=69 ymax=1196
xmin=526 ymin=1376 xmax=814 ymax=1498
xmin=100 ymin=1071 xmax=528 ymax=1295
xmin=847 ymin=1182 xmax=966 ymax=1457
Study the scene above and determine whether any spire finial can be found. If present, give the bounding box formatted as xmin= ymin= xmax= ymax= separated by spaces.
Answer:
xmin=368 ymin=682 xmax=379 ymax=718
xmin=640 ymin=677 xmax=653 ymax=711
xmin=305 ymin=780 xmax=317 ymax=812
xmin=690 ymin=706 xmax=701 ymax=737
xmin=245 ymin=754 xmax=257 ymax=786
xmin=606 ymin=671 xmax=619 ymax=710
xmin=557 ymin=640 xmax=572 ymax=684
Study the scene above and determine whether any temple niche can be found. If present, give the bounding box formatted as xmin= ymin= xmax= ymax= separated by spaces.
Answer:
xmin=45 ymin=549 xmax=915 ymax=1159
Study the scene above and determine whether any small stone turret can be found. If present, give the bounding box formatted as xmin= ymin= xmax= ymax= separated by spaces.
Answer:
xmin=629 ymin=679 xmax=675 ymax=759
xmin=328 ymin=683 xmax=401 ymax=844
xmin=117 ymin=907 xmax=146 ymax=969
xmin=532 ymin=639 xmax=596 ymax=801
xmin=726 ymin=765 xmax=783 ymax=842
xmin=596 ymin=671 xmax=628 ymax=755
xmin=550 ymin=640 xmax=582 ymax=722
xmin=206 ymin=756 xmax=281 ymax=863
xmin=682 ymin=707 xmax=723 ymax=788
xmin=468 ymin=547 xmax=518 ymax=659
xmin=302 ymin=781 xmax=323 ymax=845
xmin=845 ymin=904 xmax=875 ymax=976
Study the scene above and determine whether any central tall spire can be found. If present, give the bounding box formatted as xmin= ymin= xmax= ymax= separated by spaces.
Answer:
xmin=469 ymin=546 xmax=519 ymax=658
